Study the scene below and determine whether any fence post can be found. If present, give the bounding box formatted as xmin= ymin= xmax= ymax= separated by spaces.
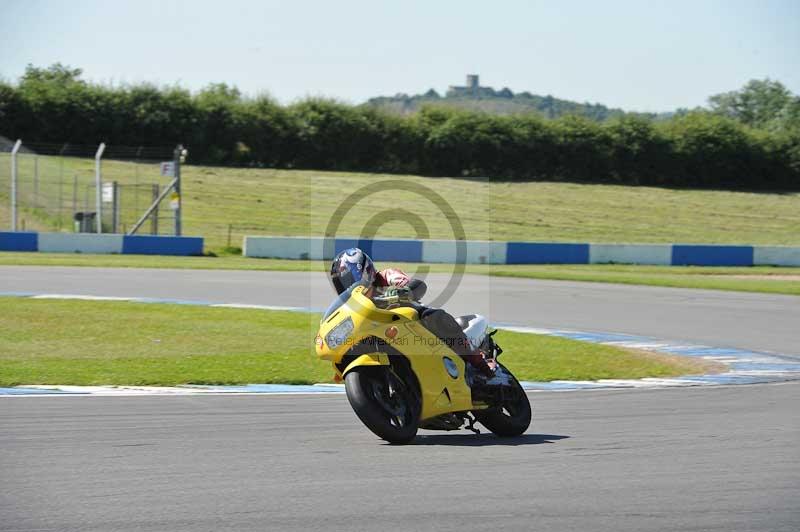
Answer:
xmin=173 ymin=145 xmax=185 ymax=236
xmin=58 ymin=175 xmax=63 ymax=230
xmin=58 ymin=144 xmax=68 ymax=229
xmin=33 ymin=156 xmax=39 ymax=208
xmin=10 ymin=139 xmax=22 ymax=231
xmin=112 ymin=181 xmax=120 ymax=233
xmin=94 ymin=142 xmax=106 ymax=233
xmin=72 ymin=174 xmax=78 ymax=227
xmin=151 ymin=184 xmax=159 ymax=235
xmin=135 ymin=147 xmax=142 ymax=186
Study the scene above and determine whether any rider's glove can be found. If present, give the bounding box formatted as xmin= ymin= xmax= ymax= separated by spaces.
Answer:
xmin=376 ymin=287 xmax=412 ymax=308
xmin=385 ymin=286 xmax=412 ymax=302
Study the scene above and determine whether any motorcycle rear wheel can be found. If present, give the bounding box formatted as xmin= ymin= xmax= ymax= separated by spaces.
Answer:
xmin=473 ymin=366 xmax=532 ymax=437
xmin=345 ymin=365 xmax=420 ymax=444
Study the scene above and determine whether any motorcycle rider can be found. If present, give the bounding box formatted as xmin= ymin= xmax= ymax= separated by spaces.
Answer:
xmin=329 ymin=247 xmax=495 ymax=377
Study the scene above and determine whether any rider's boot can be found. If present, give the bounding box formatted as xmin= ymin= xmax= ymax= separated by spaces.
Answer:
xmin=465 ymin=349 xmax=495 ymax=377
xmin=469 ymin=347 xmax=513 ymax=388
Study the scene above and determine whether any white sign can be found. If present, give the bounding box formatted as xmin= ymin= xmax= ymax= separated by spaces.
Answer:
xmin=160 ymin=161 xmax=175 ymax=177
xmin=102 ymin=183 xmax=114 ymax=203
xmin=169 ymin=192 xmax=180 ymax=211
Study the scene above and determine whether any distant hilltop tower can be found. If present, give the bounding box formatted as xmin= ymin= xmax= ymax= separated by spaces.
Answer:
xmin=466 ymin=74 xmax=479 ymax=93
xmin=448 ymin=74 xmax=482 ymax=97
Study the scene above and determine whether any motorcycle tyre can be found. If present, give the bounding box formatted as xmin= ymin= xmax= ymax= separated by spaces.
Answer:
xmin=345 ymin=366 xmax=420 ymax=444
xmin=473 ymin=366 xmax=532 ymax=437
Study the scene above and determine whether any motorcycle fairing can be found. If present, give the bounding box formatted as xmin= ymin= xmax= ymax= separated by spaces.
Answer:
xmin=316 ymin=286 xmax=474 ymax=421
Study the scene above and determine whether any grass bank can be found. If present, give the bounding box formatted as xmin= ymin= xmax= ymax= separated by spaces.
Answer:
xmin=0 ymin=298 xmax=715 ymax=386
xmin=2 ymin=155 xmax=799 ymax=251
xmin=0 ymin=253 xmax=798 ymax=295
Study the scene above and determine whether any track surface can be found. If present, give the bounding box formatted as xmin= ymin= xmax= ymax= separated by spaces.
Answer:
xmin=2 ymin=266 xmax=799 ymax=531
xmin=2 ymin=384 xmax=798 ymax=532
xmin=1 ymin=266 xmax=798 ymax=356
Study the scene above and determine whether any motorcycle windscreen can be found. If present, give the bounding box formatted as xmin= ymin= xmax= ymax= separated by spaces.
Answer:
xmin=321 ymin=283 xmax=358 ymax=322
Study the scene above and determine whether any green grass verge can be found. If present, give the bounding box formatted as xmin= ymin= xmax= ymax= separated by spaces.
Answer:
xmin=2 ymin=154 xmax=799 ymax=251
xmin=488 ymin=264 xmax=800 ymax=296
xmin=0 ymin=252 xmax=798 ymax=295
xmin=0 ymin=252 xmax=323 ymax=271
xmin=0 ymin=298 xmax=715 ymax=386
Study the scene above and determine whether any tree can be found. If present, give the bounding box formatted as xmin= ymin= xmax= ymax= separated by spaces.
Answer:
xmin=20 ymin=63 xmax=85 ymax=85
xmin=497 ymin=87 xmax=514 ymax=99
xmin=709 ymin=79 xmax=799 ymax=132
xmin=607 ymin=115 xmax=670 ymax=184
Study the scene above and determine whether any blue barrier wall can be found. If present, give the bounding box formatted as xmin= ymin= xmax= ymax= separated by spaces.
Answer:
xmin=754 ymin=246 xmax=800 ymax=267
xmin=0 ymin=232 xmax=38 ymax=252
xmin=333 ymin=238 xmax=368 ymax=256
xmin=38 ymin=233 xmax=124 ymax=254
xmin=672 ymin=245 xmax=753 ymax=266
xmin=370 ymin=239 xmax=423 ymax=262
xmin=3 ymin=231 xmax=796 ymax=266
xmin=589 ymin=244 xmax=672 ymax=265
xmin=243 ymin=236 xmax=800 ymax=267
xmin=0 ymin=232 xmax=203 ymax=256
xmin=422 ymin=240 xmax=507 ymax=264
xmin=506 ymin=242 xmax=590 ymax=264
xmin=333 ymin=238 xmax=423 ymax=262
xmin=122 ymin=235 xmax=204 ymax=256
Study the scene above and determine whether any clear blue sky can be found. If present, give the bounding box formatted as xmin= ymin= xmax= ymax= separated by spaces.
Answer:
xmin=1 ymin=0 xmax=798 ymax=112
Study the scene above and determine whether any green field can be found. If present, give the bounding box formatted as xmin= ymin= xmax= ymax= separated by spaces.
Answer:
xmin=0 ymin=298 xmax=716 ymax=386
xmin=1 ymin=252 xmax=798 ymax=295
xmin=2 ymin=154 xmax=799 ymax=251
xmin=489 ymin=264 xmax=800 ymax=295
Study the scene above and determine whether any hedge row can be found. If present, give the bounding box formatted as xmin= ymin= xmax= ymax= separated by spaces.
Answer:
xmin=1 ymin=75 xmax=798 ymax=189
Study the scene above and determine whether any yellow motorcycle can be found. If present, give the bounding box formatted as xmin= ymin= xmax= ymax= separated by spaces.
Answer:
xmin=315 ymin=283 xmax=532 ymax=444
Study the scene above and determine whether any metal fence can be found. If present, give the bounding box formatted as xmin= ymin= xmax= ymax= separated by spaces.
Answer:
xmin=1 ymin=138 xmax=182 ymax=236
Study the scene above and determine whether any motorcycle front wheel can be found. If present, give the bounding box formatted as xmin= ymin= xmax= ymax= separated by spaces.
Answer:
xmin=345 ymin=365 xmax=420 ymax=444
xmin=473 ymin=365 xmax=532 ymax=437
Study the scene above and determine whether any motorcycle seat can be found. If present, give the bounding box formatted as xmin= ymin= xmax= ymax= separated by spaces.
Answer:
xmin=455 ymin=314 xmax=489 ymax=350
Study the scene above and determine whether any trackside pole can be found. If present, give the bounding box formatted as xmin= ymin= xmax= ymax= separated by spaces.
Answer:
xmin=127 ymin=144 xmax=186 ymax=236
xmin=151 ymin=184 xmax=159 ymax=235
xmin=112 ymin=181 xmax=120 ymax=233
xmin=174 ymin=145 xmax=185 ymax=236
xmin=94 ymin=142 xmax=106 ymax=233
xmin=10 ymin=139 xmax=21 ymax=231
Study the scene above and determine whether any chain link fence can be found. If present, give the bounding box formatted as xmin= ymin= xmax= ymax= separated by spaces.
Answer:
xmin=1 ymin=137 xmax=178 ymax=235
xmin=2 ymin=136 xmax=488 ymax=253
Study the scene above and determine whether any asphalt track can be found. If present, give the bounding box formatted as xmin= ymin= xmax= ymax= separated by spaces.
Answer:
xmin=1 ymin=266 xmax=798 ymax=356
xmin=1 ymin=384 xmax=798 ymax=532
xmin=2 ymin=266 xmax=799 ymax=531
